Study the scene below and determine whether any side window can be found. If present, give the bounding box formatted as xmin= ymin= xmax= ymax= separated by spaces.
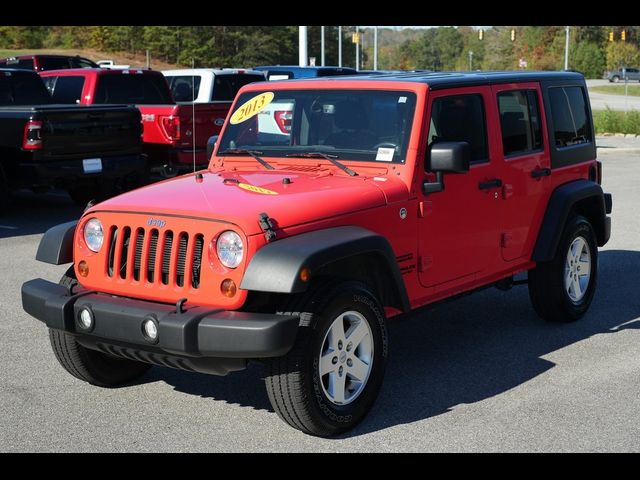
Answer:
xmin=17 ymin=59 xmax=35 ymax=70
xmin=428 ymin=93 xmax=488 ymax=163
xmin=498 ymin=90 xmax=542 ymax=157
xmin=549 ymin=86 xmax=592 ymax=148
xmin=49 ymin=76 xmax=85 ymax=103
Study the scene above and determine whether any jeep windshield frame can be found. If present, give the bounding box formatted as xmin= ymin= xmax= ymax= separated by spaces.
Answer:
xmin=217 ymin=89 xmax=417 ymax=164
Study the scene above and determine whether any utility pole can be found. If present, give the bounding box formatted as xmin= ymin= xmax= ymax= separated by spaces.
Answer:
xmin=374 ymin=26 xmax=378 ymax=70
xmin=564 ymin=26 xmax=570 ymax=71
xmin=338 ymin=26 xmax=342 ymax=67
xmin=469 ymin=51 xmax=473 ymax=71
xmin=321 ymin=26 xmax=325 ymax=66
xmin=355 ymin=26 xmax=360 ymax=71
xmin=299 ymin=26 xmax=308 ymax=67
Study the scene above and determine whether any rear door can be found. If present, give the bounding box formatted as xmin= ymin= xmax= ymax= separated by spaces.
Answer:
xmin=491 ymin=82 xmax=550 ymax=261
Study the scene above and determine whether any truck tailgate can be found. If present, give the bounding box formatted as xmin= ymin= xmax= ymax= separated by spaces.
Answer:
xmin=36 ymin=105 xmax=142 ymax=159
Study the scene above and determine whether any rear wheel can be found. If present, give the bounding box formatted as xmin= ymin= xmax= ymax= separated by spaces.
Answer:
xmin=528 ymin=215 xmax=598 ymax=322
xmin=48 ymin=267 xmax=151 ymax=387
xmin=265 ymin=281 xmax=388 ymax=437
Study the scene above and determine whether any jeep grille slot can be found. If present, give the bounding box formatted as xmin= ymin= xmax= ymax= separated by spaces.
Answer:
xmin=103 ymin=222 xmax=204 ymax=291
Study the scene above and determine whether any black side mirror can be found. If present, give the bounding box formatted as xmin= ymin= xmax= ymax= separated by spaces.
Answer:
xmin=427 ymin=141 xmax=470 ymax=173
xmin=423 ymin=141 xmax=471 ymax=195
xmin=206 ymin=135 xmax=219 ymax=161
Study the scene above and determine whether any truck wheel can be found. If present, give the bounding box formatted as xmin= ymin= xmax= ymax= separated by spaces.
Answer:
xmin=612 ymin=75 xmax=620 ymax=83
xmin=265 ymin=281 xmax=388 ymax=437
xmin=48 ymin=267 xmax=151 ymax=387
xmin=528 ymin=215 xmax=598 ymax=322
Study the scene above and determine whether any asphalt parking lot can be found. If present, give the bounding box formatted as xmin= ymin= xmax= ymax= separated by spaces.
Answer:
xmin=1 ymin=144 xmax=639 ymax=452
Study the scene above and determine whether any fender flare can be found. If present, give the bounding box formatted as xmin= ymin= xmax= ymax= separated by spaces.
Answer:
xmin=36 ymin=221 xmax=77 ymax=265
xmin=240 ymin=226 xmax=410 ymax=312
xmin=532 ymin=180 xmax=607 ymax=262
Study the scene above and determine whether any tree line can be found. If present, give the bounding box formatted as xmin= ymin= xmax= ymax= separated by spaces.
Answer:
xmin=1 ymin=26 xmax=638 ymax=77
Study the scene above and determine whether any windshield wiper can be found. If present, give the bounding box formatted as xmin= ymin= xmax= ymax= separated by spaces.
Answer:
xmin=219 ymin=149 xmax=274 ymax=170
xmin=285 ymin=152 xmax=358 ymax=177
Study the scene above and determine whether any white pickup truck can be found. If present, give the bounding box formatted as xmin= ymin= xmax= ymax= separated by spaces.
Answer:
xmin=97 ymin=60 xmax=131 ymax=70
xmin=162 ymin=68 xmax=267 ymax=103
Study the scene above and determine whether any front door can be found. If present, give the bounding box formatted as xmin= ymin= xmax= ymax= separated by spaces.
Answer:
xmin=418 ymin=87 xmax=503 ymax=290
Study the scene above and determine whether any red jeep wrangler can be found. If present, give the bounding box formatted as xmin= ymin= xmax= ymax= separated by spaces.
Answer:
xmin=22 ymin=71 xmax=612 ymax=437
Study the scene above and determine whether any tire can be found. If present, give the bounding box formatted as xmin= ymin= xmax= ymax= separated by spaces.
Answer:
xmin=265 ymin=281 xmax=388 ymax=437
xmin=528 ymin=215 xmax=598 ymax=322
xmin=48 ymin=267 xmax=151 ymax=387
xmin=612 ymin=75 xmax=620 ymax=83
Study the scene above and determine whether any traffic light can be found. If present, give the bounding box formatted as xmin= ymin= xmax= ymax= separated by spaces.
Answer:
xmin=478 ymin=29 xmax=484 ymax=41
xmin=510 ymin=29 xmax=516 ymax=42
xmin=352 ymin=32 xmax=360 ymax=44
xmin=622 ymin=30 xmax=626 ymax=41
xmin=609 ymin=31 xmax=614 ymax=42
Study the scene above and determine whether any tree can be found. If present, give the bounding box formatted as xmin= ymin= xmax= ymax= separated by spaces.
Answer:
xmin=606 ymin=41 xmax=640 ymax=69
xmin=571 ymin=42 xmax=606 ymax=78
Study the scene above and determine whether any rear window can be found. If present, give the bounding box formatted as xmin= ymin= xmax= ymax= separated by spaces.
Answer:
xmin=548 ymin=86 xmax=592 ymax=148
xmin=44 ymin=76 xmax=85 ymax=104
xmin=166 ymin=75 xmax=201 ymax=102
xmin=0 ymin=58 xmax=35 ymax=70
xmin=212 ymin=74 xmax=265 ymax=101
xmin=38 ymin=57 xmax=71 ymax=71
xmin=498 ymin=90 xmax=542 ymax=156
xmin=94 ymin=74 xmax=173 ymax=104
xmin=0 ymin=72 xmax=51 ymax=105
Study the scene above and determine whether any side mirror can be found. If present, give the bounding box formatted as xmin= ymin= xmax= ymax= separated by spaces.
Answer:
xmin=423 ymin=141 xmax=470 ymax=195
xmin=206 ymin=135 xmax=219 ymax=161
xmin=427 ymin=141 xmax=470 ymax=173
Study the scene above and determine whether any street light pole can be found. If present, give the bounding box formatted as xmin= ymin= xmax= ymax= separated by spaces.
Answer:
xmin=469 ymin=51 xmax=473 ymax=71
xmin=355 ymin=26 xmax=360 ymax=71
xmin=338 ymin=26 xmax=342 ymax=67
xmin=299 ymin=26 xmax=308 ymax=67
xmin=374 ymin=26 xmax=378 ymax=70
xmin=321 ymin=26 xmax=325 ymax=66
xmin=564 ymin=26 xmax=570 ymax=71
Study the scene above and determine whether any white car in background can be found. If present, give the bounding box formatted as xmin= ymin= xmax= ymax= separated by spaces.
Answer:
xmin=162 ymin=68 xmax=267 ymax=103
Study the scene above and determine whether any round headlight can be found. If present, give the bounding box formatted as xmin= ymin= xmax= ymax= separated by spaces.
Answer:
xmin=216 ymin=230 xmax=244 ymax=269
xmin=83 ymin=218 xmax=104 ymax=252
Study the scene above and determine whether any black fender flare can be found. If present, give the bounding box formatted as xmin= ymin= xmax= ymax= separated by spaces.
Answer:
xmin=36 ymin=221 xmax=77 ymax=265
xmin=532 ymin=180 xmax=608 ymax=262
xmin=240 ymin=226 xmax=410 ymax=312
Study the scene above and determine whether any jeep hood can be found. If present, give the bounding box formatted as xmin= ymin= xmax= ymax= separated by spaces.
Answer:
xmin=91 ymin=169 xmax=406 ymax=236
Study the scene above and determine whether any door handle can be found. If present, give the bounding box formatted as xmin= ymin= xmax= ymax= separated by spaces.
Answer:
xmin=478 ymin=179 xmax=503 ymax=190
xmin=531 ymin=168 xmax=551 ymax=179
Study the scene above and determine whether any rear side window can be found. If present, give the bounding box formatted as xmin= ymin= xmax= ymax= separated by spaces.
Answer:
xmin=549 ymin=86 xmax=592 ymax=148
xmin=166 ymin=75 xmax=201 ymax=102
xmin=94 ymin=74 xmax=173 ymax=104
xmin=46 ymin=76 xmax=85 ymax=104
xmin=428 ymin=94 xmax=488 ymax=163
xmin=70 ymin=57 xmax=97 ymax=69
xmin=0 ymin=73 xmax=51 ymax=105
xmin=38 ymin=57 xmax=71 ymax=71
xmin=212 ymin=74 xmax=265 ymax=101
xmin=498 ymin=90 xmax=542 ymax=156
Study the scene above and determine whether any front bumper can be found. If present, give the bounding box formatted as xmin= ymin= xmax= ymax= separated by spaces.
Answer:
xmin=22 ymin=278 xmax=299 ymax=376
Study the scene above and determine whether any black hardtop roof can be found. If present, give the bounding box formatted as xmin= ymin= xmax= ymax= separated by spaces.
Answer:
xmin=308 ymin=70 xmax=585 ymax=88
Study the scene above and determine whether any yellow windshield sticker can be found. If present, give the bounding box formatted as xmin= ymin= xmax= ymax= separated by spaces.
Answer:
xmin=230 ymin=92 xmax=275 ymax=125
xmin=237 ymin=183 xmax=278 ymax=195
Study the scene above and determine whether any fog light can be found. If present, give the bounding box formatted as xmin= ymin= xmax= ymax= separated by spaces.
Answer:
xmin=142 ymin=317 xmax=159 ymax=343
xmin=78 ymin=260 xmax=89 ymax=277
xmin=221 ymin=278 xmax=237 ymax=298
xmin=76 ymin=307 xmax=94 ymax=331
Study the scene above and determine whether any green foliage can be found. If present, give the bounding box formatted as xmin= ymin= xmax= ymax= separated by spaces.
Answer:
xmin=593 ymin=108 xmax=640 ymax=134
xmin=571 ymin=42 xmax=606 ymax=78
xmin=606 ymin=42 xmax=640 ymax=70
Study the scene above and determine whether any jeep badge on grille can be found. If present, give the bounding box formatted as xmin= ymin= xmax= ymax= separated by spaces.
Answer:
xmin=147 ymin=218 xmax=166 ymax=228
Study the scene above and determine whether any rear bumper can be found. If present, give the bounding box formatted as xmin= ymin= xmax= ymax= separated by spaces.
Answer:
xmin=22 ymin=278 xmax=299 ymax=375
xmin=19 ymin=154 xmax=147 ymax=190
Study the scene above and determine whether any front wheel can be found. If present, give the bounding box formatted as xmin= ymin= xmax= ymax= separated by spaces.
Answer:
xmin=612 ymin=75 xmax=620 ymax=83
xmin=265 ymin=281 xmax=388 ymax=437
xmin=528 ymin=215 xmax=598 ymax=322
xmin=48 ymin=267 xmax=151 ymax=387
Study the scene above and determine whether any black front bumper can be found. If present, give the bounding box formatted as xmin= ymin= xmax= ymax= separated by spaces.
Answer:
xmin=22 ymin=278 xmax=299 ymax=376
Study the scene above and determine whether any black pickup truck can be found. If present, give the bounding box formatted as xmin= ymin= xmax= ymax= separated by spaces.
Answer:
xmin=0 ymin=68 xmax=146 ymax=211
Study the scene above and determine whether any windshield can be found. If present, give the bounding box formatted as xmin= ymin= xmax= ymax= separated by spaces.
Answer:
xmin=218 ymin=89 xmax=416 ymax=163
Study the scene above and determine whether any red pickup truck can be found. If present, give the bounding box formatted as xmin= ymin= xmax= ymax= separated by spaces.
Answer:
xmin=40 ymin=68 xmax=228 ymax=174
